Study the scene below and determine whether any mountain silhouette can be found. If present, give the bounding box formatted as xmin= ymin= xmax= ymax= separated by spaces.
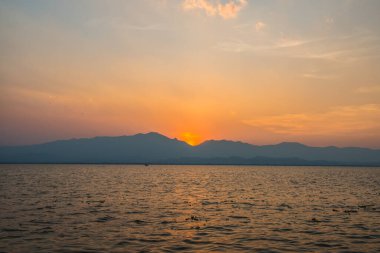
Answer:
xmin=0 ymin=132 xmax=379 ymax=165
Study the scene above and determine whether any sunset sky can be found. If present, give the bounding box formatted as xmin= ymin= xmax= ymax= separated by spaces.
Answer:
xmin=1 ymin=0 xmax=380 ymax=148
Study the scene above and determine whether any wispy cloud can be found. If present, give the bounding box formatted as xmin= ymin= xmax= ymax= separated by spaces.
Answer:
xmin=324 ymin=17 xmax=334 ymax=25
xmin=214 ymin=37 xmax=315 ymax=53
xmin=302 ymin=72 xmax=338 ymax=80
xmin=182 ymin=0 xmax=247 ymax=19
xmin=215 ymin=40 xmax=253 ymax=52
xmin=255 ymin=21 xmax=266 ymax=32
xmin=125 ymin=23 xmax=167 ymax=31
xmin=274 ymin=38 xmax=312 ymax=48
xmin=215 ymin=32 xmax=380 ymax=64
xmin=243 ymin=104 xmax=380 ymax=135
xmin=86 ymin=17 xmax=167 ymax=31
xmin=233 ymin=23 xmax=260 ymax=33
xmin=356 ymin=85 xmax=380 ymax=94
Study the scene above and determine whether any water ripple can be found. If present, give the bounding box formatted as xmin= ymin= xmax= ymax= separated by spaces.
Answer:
xmin=0 ymin=164 xmax=379 ymax=252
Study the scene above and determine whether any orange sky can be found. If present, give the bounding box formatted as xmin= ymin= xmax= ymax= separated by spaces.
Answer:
xmin=1 ymin=0 xmax=380 ymax=148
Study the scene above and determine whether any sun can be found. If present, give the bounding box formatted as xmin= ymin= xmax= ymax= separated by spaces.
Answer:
xmin=180 ymin=132 xmax=202 ymax=146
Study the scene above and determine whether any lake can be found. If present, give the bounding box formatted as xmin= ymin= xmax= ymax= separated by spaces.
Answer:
xmin=0 ymin=165 xmax=379 ymax=252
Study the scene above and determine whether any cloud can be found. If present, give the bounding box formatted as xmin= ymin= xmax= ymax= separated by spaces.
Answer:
xmin=182 ymin=0 xmax=247 ymax=19
xmin=216 ymin=32 xmax=380 ymax=64
xmin=215 ymin=40 xmax=253 ymax=52
xmin=217 ymin=0 xmax=247 ymax=19
xmin=302 ymin=73 xmax=338 ymax=80
xmin=324 ymin=17 xmax=334 ymax=25
xmin=301 ymin=68 xmax=339 ymax=80
xmin=86 ymin=17 xmax=167 ymax=31
xmin=214 ymin=37 xmax=314 ymax=53
xmin=125 ymin=23 xmax=167 ymax=31
xmin=243 ymin=104 xmax=380 ymax=136
xmin=182 ymin=0 xmax=216 ymax=16
xmin=255 ymin=21 xmax=266 ymax=32
xmin=275 ymin=38 xmax=312 ymax=48
xmin=356 ymin=85 xmax=380 ymax=94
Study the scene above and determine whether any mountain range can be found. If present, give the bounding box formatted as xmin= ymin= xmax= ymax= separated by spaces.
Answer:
xmin=0 ymin=132 xmax=379 ymax=166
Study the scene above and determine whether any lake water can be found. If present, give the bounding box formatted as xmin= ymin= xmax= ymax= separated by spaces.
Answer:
xmin=0 ymin=165 xmax=379 ymax=252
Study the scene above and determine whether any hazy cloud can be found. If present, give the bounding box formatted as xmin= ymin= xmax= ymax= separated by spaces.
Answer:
xmin=182 ymin=0 xmax=247 ymax=19
xmin=275 ymin=38 xmax=312 ymax=48
xmin=243 ymin=104 xmax=380 ymax=135
xmin=216 ymin=32 xmax=380 ymax=65
xmin=125 ymin=24 xmax=167 ymax=31
xmin=215 ymin=40 xmax=253 ymax=52
xmin=255 ymin=21 xmax=266 ymax=32
xmin=86 ymin=17 xmax=167 ymax=31
xmin=325 ymin=17 xmax=334 ymax=25
xmin=302 ymin=73 xmax=338 ymax=80
xmin=356 ymin=85 xmax=380 ymax=94
xmin=215 ymin=37 xmax=315 ymax=53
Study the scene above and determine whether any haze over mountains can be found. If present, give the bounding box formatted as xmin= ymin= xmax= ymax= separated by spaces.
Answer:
xmin=0 ymin=132 xmax=379 ymax=166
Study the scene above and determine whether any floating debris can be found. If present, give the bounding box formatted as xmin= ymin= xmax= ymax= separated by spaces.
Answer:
xmin=96 ymin=216 xmax=114 ymax=222
xmin=311 ymin=218 xmax=321 ymax=223
xmin=186 ymin=215 xmax=202 ymax=221
xmin=133 ymin=219 xmax=145 ymax=224
xmin=279 ymin=203 xmax=292 ymax=209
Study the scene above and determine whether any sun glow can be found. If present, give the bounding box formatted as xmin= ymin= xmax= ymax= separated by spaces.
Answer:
xmin=180 ymin=132 xmax=202 ymax=146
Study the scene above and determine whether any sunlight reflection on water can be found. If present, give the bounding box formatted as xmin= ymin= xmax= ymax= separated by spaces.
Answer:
xmin=0 ymin=165 xmax=379 ymax=252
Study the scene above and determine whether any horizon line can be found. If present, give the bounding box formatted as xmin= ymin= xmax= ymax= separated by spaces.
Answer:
xmin=1 ymin=131 xmax=379 ymax=151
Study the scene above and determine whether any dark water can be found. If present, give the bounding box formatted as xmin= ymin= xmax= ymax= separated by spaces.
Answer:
xmin=0 ymin=165 xmax=379 ymax=252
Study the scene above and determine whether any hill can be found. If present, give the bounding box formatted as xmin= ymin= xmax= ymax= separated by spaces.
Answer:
xmin=0 ymin=132 xmax=379 ymax=166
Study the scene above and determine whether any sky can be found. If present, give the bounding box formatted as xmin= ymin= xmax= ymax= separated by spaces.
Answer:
xmin=1 ymin=0 xmax=380 ymax=148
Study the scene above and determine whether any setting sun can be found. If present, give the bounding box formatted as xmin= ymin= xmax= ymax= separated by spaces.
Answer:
xmin=180 ymin=132 xmax=202 ymax=146
xmin=1 ymin=0 xmax=380 ymax=148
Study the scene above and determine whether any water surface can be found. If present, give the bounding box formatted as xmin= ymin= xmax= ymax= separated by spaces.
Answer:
xmin=0 ymin=165 xmax=379 ymax=252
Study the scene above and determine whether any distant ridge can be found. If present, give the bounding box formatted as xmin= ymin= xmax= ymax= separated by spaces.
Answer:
xmin=0 ymin=132 xmax=379 ymax=166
